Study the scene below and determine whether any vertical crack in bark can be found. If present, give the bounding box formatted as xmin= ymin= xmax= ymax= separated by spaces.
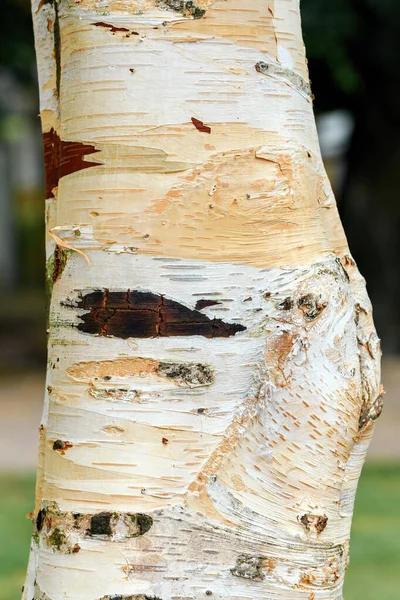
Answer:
xmin=53 ymin=0 xmax=61 ymax=97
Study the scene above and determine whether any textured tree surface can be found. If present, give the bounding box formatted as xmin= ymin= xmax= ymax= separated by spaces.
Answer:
xmin=24 ymin=1 xmax=382 ymax=599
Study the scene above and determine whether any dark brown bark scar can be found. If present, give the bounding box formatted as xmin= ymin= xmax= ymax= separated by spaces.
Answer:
xmin=195 ymin=299 xmax=220 ymax=310
xmin=298 ymin=513 xmax=328 ymax=534
xmin=43 ymin=128 xmax=101 ymax=199
xmin=191 ymin=117 xmax=211 ymax=134
xmin=73 ymin=290 xmax=246 ymax=339
xmin=36 ymin=508 xmax=46 ymax=532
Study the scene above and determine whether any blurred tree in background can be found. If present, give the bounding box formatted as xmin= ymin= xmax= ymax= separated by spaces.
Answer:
xmin=302 ymin=0 xmax=400 ymax=352
xmin=0 ymin=0 xmax=399 ymax=352
xmin=0 ymin=0 xmax=36 ymax=84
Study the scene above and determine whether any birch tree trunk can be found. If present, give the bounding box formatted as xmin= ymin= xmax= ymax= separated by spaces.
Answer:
xmin=25 ymin=1 xmax=382 ymax=599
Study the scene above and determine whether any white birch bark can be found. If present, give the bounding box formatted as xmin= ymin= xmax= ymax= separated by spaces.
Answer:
xmin=24 ymin=1 xmax=382 ymax=599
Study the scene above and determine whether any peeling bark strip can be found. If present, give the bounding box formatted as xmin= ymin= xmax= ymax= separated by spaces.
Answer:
xmin=358 ymin=386 xmax=384 ymax=431
xmin=34 ymin=503 xmax=153 ymax=553
xmin=74 ymin=290 xmax=245 ymax=338
xmin=254 ymin=60 xmax=312 ymax=98
xmin=191 ymin=117 xmax=211 ymax=134
xmin=43 ymin=129 xmax=100 ymax=198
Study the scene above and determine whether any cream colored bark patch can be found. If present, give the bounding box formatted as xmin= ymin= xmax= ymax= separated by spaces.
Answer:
xmin=55 ymin=143 xmax=347 ymax=267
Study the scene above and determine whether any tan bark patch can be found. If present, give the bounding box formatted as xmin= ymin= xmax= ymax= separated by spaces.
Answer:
xmin=265 ymin=331 xmax=296 ymax=387
xmin=84 ymin=145 xmax=347 ymax=268
xmin=67 ymin=357 xmax=215 ymax=387
xmin=68 ymin=357 xmax=159 ymax=382
xmin=169 ymin=0 xmax=278 ymax=56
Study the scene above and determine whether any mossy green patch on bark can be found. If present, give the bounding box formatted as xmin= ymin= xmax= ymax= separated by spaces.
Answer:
xmin=157 ymin=0 xmax=205 ymax=19
xmin=46 ymin=245 xmax=70 ymax=320
xmin=47 ymin=527 xmax=66 ymax=550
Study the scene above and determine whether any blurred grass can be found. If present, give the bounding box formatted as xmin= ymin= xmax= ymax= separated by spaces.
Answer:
xmin=344 ymin=463 xmax=400 ymax=599
xmin=0 ymin=465 xmax=399 ymax=600
xmin=0 ymin=473 xmax=35 ymax=600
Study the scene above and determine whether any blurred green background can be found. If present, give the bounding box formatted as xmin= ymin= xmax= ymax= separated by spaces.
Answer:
xmin=0 ymin=0 xmax=399 ymax=598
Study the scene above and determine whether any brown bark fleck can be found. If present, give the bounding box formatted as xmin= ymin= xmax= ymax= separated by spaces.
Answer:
xmin=298 ymin=294 xmax=327 ymax=321
xmin=298 ymin=513 xmax=328 ymax=534
xmin=195 ymin=299 xmax=220 ymax=310
xmin=52 ymin=440 xmax=73 ymax=454
xmin=94 ymin=22 xmax=130 ymax=33
xmin=191 ymin=117 xmax=211 ymax=134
